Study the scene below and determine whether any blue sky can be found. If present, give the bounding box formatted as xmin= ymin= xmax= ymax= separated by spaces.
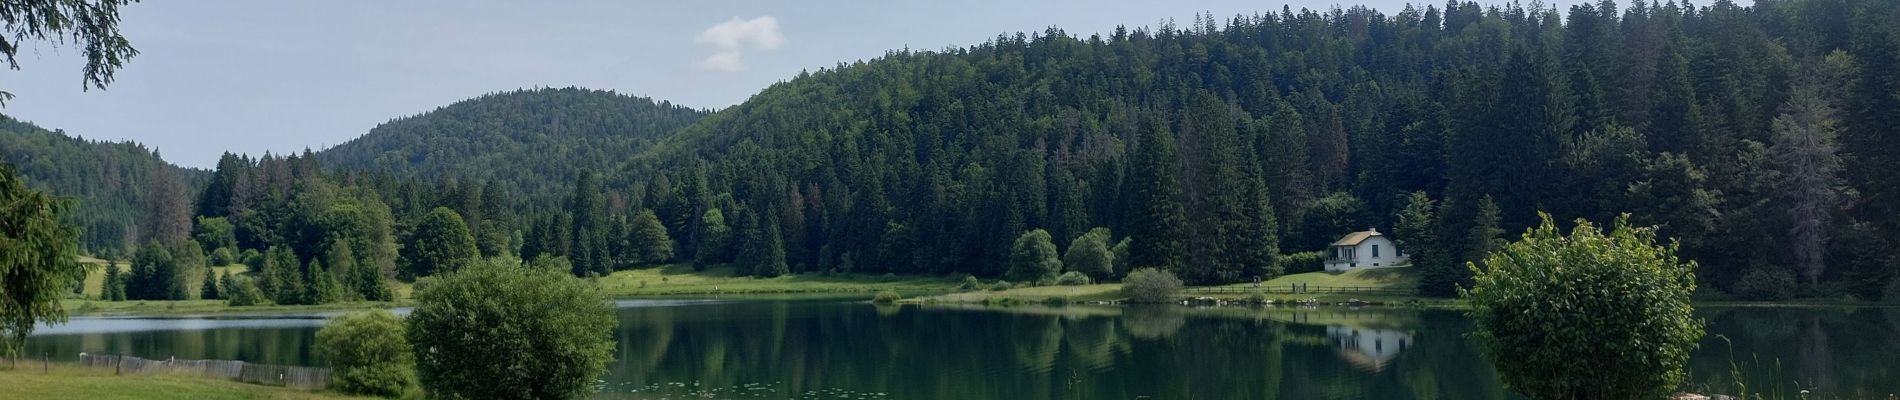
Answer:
xmin=2 ymin=0 xmax=1612 ymax=168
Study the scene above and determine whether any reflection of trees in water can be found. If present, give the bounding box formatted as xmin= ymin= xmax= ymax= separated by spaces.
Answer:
xmin=24 ymin=326 xmax=321 ymax=366
xmin=1691 ymin=308 xmax=1900 ymax=399
xmin=1120 ymin=305 xmax=1185 ymax=339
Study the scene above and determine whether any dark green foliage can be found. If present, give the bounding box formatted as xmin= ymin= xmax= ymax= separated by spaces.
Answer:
xmin=1295 ymin=192 xmax=1370 ymax=252
xmin=198 ymin=267 xmax=220 ymax=300
xmin=408 ymin=259 xmax=616 ymax=400
xmin=1124 ymin=116 xmax=1187 ymax=274
xmin=0 ymin=117 xmax=202 ymax=252
xmin=262 ymin=246 xmax=305 ymax=305
xmin=317 ymin=88 xmax=708 ymax=209
xmin=1121 ymin=268 xmax=1183 ymax=304
xmin=1054 ymin=271 xmax=1092 ymax=286
xmin=1463 ymin=214 xmax=1702 ymax=400
xmin=317 ymin=310 xmax=415 ymax=397
xmin=1005 ymin=229 xmax=1061 ymax=284
xmin=1734 ymin=268 xmax=1798 ymax=301
xmin=403 ymin=207 xmax=478 ymax=278
xmin=126 ymin=242 xmax=183 ymax=300
xmin=209 ymin=247 xmax=237 ymax=266
xmin=0 ymin=163 xmax=85 ymax=357
xmin=223 ymin=275 xmax=266 ymax=306
xmin=1275 ymin=251 xmax=1326 ymax=275
xmin=628 ymin=209 xmax=675 ymax=264
xmin=1062 ymin=228 xmax=1114 ymax=280
xmin=101 ymin=261 xmax=126 ymax=301
xmin=871 ymin=290 xmax=900 ymax=304
xmin=303 ymin=259 xmax=343 ymax=305
xmin=193 ymin=217 xmax=237 ymax=253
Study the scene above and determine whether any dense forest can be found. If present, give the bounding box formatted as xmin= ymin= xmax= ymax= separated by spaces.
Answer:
xmin=316 ymin=87 xmax=708 ymax=209
xmin=4 ymin=0 xmax=1898 ymax=301
xmin=0 ymin=116 xmax=204 ymax=253
xmin=612 ymin=0 xmax=1900 ymax=299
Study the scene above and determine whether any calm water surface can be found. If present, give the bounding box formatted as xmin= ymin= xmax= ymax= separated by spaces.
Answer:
xmin=24 ymin=300 xmax=1900 ymax=399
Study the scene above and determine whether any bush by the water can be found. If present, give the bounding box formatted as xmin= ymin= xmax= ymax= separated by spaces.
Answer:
xmin=872 ymin=290 xmax=901 ymax=304
xmin=1463 ymin=214 xmax=1702 ymax=400
xmin=989 ymin=280 xmax=1014 ymax=291
xmin=1054 ymin=271 xmax=1092 ymax=286
xmin=316 ymin=310 xmax=414 ymax=397
xmin=1276 ymin=251 xmax=1326 ymax=275
xmin=960 ymin=275 xmax=982 ymax=290
xmin=223 ymin=276 xmax=267 ymax=306
xmin=407 ymin=259 xmax=616 ymax=400
xmin=1734 ymin=268 xmax=1798 ymax=301
xmin=1121 ymin=268 xmax=1183 ymax=303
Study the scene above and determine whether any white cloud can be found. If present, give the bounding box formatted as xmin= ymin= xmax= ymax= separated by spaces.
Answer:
xmin=694 ymin=16 xmax=783 ymax=72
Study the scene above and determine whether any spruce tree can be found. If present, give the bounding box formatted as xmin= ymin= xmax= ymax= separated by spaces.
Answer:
xmin=199 ymin=267 xmax=221 ymax=300
xmin=1125 ymin=114 xmax=1187 ymax=273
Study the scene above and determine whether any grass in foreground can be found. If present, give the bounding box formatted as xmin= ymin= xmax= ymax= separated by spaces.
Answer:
xmin=0 ymin=364 xmax=365 ymax=400
xmin=594 ymin=263 xmax=963 ymax=296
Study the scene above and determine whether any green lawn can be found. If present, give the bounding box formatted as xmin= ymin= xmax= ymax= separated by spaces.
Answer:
xmin=1243 ymin=266 xmax=1421 ymax=289
xmin=0 ymin=364 xmax=365 ymax=400
xmin=594 ymin=264 xmax=964 ymax=297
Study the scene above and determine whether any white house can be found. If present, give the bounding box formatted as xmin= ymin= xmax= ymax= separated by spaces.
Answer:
xmin=1323 ymin=228 xmax=1408 ymax=272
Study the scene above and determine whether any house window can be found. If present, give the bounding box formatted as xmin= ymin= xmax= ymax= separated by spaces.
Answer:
xmin=1372 ymin=245 xmax=1380 ymax=258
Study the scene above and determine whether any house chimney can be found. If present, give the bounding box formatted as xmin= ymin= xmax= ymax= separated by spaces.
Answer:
xmin=1368 ymin=227 xmax=1378 ymax=233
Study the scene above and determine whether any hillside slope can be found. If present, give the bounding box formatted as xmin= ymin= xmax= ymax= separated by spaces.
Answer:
xmin=610 ymin=0 xmax=1900 ymax=296
xmin=0 ymin=115 xmax=204 ymax=252
xmin=317 ymin=87 xmax=708 ymax=206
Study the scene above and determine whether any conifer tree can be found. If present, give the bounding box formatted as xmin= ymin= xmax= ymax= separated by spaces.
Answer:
xmin=1125 ymin=114 xmax=1187 ymax=273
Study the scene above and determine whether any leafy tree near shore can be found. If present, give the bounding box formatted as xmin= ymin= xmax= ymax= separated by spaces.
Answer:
xmin=403 ymin=207 xmax=479 ymax=278
xmin=1063 ymin=228 xmax=1114 ymax=280
xmin=1121 ymin=267 xmax=1183 ymax=304
xmin=628 ymin=208 xmax=675 ymax=265
xmin=317 ymin=310 xmax=415 ymax=397
xmin=407 ymin=259 xmax=616 ymax=400
xmin=1463 ymin=214 xmax=1702 ymax=400
xmin=0 ymin=164 xmax=84 ymax=357
xmin=1006 ymin=229 xmax=1061 ymax=284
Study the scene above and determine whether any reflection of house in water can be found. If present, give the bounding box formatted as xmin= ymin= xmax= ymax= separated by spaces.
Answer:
xmin=1324 ymin=325 xmax=1412 ymax=371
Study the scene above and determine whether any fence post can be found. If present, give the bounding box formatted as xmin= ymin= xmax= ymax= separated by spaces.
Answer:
xmin=115 ymin=352 xmax=122 ymax=375
xmin=43 ymin=352 xmax=48 ymax=373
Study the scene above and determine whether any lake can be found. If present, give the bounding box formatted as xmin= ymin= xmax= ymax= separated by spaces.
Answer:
xmin=24 ymin=299 xmax=1900 ymax=399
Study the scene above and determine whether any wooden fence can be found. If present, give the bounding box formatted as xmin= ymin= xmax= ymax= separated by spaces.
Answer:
xmin=1184 ymin=284 xmax=1416 ymax=296
xmin=76 ymin=353 xmax=331 ymax=390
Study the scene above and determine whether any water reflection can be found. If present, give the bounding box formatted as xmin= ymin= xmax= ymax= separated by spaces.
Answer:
xmin=18 ymin=300 xmax=1899 ymax=399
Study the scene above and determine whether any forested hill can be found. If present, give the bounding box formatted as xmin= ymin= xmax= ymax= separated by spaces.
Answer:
xmin=0 ymin=115 xmax=204 ymax=253
xmin=316 ymin=87 xmax=709 ymax=207
xmin=606 ymin=0 xmax=1900 ymax=298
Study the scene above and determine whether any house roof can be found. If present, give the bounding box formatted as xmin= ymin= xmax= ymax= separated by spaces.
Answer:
xmin=1331 ymin=229 xmax=1383 ymax=246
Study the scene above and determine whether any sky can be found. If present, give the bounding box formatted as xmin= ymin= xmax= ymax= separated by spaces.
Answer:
xmin=3 ymin=0 xmax=1614 ymax=169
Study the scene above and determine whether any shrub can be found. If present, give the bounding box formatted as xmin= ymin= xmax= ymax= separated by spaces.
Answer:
xmin=1054 ymin=271 xmax=1092 ymax=286
xmin=1277 ymin=251 xmax=1326 ymax=275
xmin=872 ymin=290 xmax=901 ymax=304
xmin=1733 ymin=268 xmax=1798 ymax=301
xmin=408 ymin=259 xmax=616 ymax=400
xmin=240 ymin=249 xmax=264 ymax=270
xmin=209 ymin=247 xmax=238 ymax=266
xmin=223 ymin=276 xmax=267 ymax=306
xmin=1247 ymin=292 xmax=1268 ymax=304
xmin=1121 ymin=268 xmax=1183 ymax=303
xmin=1463 ymin=214 xmax=1702 ymax=400
xmin=317 ymin=310 xmax=414 ymax=397
xmin=960 ymin=275 xmax=982 ymax=290
xmin=989 ymin=280 xmax=1014 ymax=291
xmin=1042 ymin=296 xmax=1071 ymax=306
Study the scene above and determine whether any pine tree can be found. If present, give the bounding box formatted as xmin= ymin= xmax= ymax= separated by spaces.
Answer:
xmin=102 ymin=261 xmax=126 ymax=301
xmin=304 ymin=259 xmax=341 ymax=305
xmin=1125 ymin=114 xmax=1187 ymax=273
xmin=754 ymin=218 xmax=790 ymax=278
xmin=199 ymin=267 xmax=221 ymax=300
xmin=265 ymin=246 xmax=305 ymax=305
